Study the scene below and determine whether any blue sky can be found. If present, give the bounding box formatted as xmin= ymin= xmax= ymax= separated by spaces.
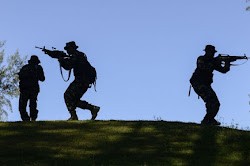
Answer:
xmin=1 ymin=0 xmax=250 ymax=129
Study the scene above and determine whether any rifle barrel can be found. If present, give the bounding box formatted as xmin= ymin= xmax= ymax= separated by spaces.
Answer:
xmin=35 ymin=46 xmax=43 ymax=49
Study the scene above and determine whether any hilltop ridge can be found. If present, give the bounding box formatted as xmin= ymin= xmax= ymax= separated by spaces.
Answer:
xmin=0 ymin=120 xmax=249 ymax=166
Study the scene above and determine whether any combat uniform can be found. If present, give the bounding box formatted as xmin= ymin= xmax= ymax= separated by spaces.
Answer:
xmin=190 ymin=54 xmax=230 ymax=125
xmin=59 ymin=43 xmax=99 ymax=120
xmin=18 ymin=56 xmax=45 ymax=121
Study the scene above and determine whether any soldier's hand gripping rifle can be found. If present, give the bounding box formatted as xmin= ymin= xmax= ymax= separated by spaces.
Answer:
xmin=35 ymin=46 xmax=70 ymax=59
xmin=215 ymin=54 xmax=250 ymax=65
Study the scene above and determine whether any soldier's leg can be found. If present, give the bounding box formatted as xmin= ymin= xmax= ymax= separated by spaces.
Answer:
xmin=204 ymin=87 xmax=220 ymax=123
xmin=64 ymin=80 xmax=82 ymax=120
xmin=19 ymin=91 xmax=30 ymax=121
xmin=29 ymin=92 xmax=38 ymax=121
xmin=74 ymin=82 xmax=100 ymax=120
xmin=77 ymin=100 xmax=100 ymax=120
xmin=192 ymin=84 xmax=220 ymax=124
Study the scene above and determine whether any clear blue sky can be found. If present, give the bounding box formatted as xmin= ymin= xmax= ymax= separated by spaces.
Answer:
xmin=1 ymin=0 xmax=250 ymax=129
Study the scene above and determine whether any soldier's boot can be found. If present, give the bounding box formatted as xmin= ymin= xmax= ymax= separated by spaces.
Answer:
xmin=90 ymin=105 xmax=100 ymax=120
xmin=202 ymin=101 xmax=220 ymax=125
xmin=31 ymin=118 xmax=36 ymax=122
xmin=201 ymin=114 xmax=221 ymax=126
xmin=68 ymin=111 xmax=78 ymax=121
xmin=209 ymin=109 xmax=220 ymax=125
xmin=77 ymin=101 xmax=100 ymax=120
xmin=30 ymin=109 xmax=38 ymax=122
xmin=21 ymin=112 xmax=30 ymax=122
xmin=210 ymin=119 xmax=221 ymax=126
xmin=201 ymin=114 xmax=210 ymax=125
xmin=85 ymin=103 xmax=100 ymax=120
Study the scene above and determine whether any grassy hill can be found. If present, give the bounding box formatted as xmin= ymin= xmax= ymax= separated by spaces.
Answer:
xmin=0 ymin=120 xmax=249 ymax=166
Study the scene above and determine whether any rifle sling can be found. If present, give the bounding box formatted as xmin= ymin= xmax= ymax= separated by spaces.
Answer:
xmin=59 ymin=63 xmax=71 ymax=82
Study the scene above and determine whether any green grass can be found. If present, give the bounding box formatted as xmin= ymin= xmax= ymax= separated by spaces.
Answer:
xmin=0 ymin=121 xmax=249 ymax=166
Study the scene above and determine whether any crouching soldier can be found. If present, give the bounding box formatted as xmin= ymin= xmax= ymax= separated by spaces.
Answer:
xmin=18 ymin=55 xmax=45 ymax=121
xmin=44 ymin=41 xmax=100 ymax=120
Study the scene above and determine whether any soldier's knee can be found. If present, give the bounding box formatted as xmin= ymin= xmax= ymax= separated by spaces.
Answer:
xmin=217 ymin=101 xmax=220 ymax=107
xmin=206 ymin=100 xmax=220 ymax=109
xmin=213 ymin=99 xmax=220 ymax=108
xmin=64 ymin=92 xmax=67 ymax=100
xmin=64 ymin=91 xmax=70 ymax=102
xmin=210 ymin=101 xmax=220 ymax=113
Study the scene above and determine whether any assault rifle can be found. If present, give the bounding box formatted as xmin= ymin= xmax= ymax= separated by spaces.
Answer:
xmin=35 ymin=46 xmax=70 ymax=59
xmin=215 ymin=54 xmax=249 ymax=63
xmin=35 ymin=46 xmax=71 ymax=81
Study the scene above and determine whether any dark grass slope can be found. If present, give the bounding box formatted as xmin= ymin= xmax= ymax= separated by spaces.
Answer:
xmin=0 ymin=120 xmax=249 ymax=166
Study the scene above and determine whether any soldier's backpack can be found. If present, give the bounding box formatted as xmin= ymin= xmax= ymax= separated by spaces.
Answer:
xmin=18 ymin=65 xmax=38 ymax=80
xmin=86 ymin=61 xmax=97 ymax=91
xmin=18 ymin=64 xmax=40 ymax=89
xmin=59 ymin=52 xmax=97 ymax=91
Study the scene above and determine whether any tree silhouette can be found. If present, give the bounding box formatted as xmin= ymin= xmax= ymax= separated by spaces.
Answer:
xmin=0 ymin=41 xmax=27 ymax=120
xmin=247 ymin=0 xmax=250 ymax=10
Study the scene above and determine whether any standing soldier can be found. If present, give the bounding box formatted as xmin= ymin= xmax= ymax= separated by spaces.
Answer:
xmin=18 ymin=55 xmax=45 ymax=121
xmin=190 ymin=45 xmax=231 ymax=125
xmin=44 ymin=41 xmax=100 ymax=120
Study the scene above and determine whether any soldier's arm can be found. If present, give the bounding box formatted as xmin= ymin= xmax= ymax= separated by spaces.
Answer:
xmin=37 ymin=65 xmax=45 ymax=82
xmin=58 ymin=57 xmax=73 ymax=70
xmin=214 ymin=59 xmax=230 ymax=73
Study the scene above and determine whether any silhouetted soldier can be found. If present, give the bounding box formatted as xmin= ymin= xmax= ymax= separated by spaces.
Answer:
xmin=190 ymin=45 xmax=230 ymax=125
xmin=54 ymin=41 xmax=100 ymax=120
xmin=18 ymin=55 xmax=45 ymax=121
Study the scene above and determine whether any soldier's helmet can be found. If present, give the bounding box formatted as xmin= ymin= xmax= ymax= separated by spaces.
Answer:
xmin=64 ymin=41 xmax=78 ymax=50
xmin=204 ymin=45 xmax=217 ymax=53
xmin=28 ymin=55 xmax=40 ymax=64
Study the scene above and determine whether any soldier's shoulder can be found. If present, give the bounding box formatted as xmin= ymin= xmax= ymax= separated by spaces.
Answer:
xmin=37 ymin=64 xmax=43 ymax=68
xmin=77 ymin=51 xmax=87 ymax=57
xmin=197 ymin=55 xmax=204 ymax=59
xmin=36 ymin=65 xmax=44 ymax=71
xmin=20 ymin=64 xmax=29 ymax=69
xmin=197 ymin=56 xmax=205 ymax=63
xmin=75 ymin=50 xmax=87 ymax=60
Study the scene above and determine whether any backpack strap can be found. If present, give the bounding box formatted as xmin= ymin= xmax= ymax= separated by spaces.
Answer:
xmin=93 ymin=79 xmax=97 ymax=92
xmin=188 ymin=84 xmax=192 ymax=96
xmin=189 ymin=84 xmax=200 ymax=99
